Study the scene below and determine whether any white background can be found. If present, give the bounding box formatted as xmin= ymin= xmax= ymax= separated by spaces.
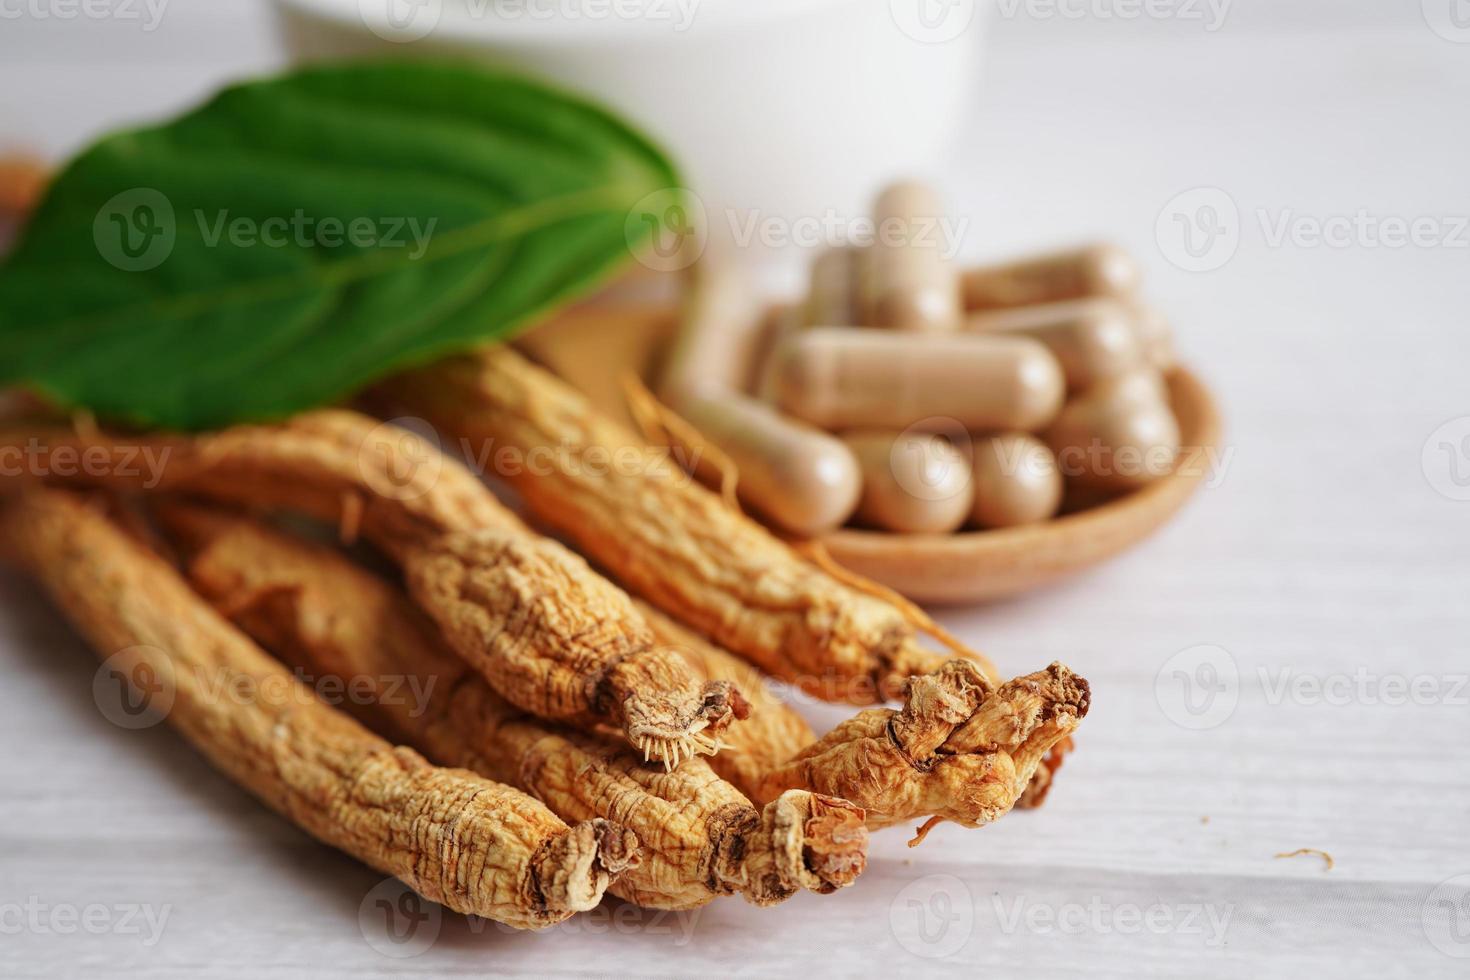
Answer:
xmin=2 ymin=1 xmax=1469 ymax=977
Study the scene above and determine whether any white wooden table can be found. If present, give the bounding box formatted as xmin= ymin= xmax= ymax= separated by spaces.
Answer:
xmin=3 ymin=2 xmax=1469 ymax=977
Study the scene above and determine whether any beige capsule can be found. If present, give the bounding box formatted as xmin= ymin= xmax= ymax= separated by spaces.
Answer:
xmin=860 ymin=181 xmax=962 ymax=331
xmin=769 ymin=327 xmax=1065 ymax=433
xmin=662 ymin=264 xmax=862 ymax=536
xmin=1129 ymin=303 xmax=1177 ymax=371
xmin=803 ymin=245 xmax=862 ymax=328
xmin=1045 ymin=381 xmax=1180 ymax=491
xmin=661 ymin=261 xmax=770 ymax=401
xmin=961 ymin=243 xmax=1140 ymax=312
xmin=969 ymin=433 xmax=1063 ymax=529
xmin=676 ymin=391 xmax=861 ymax=538
xmin=966 ymin=298 xmax=1144 ymax=389
xmin=750 ymin=303 xmax=800 ymax=401
xmin=1091 ymin=365 xmax=1171 ymax=407
xmin=845 ymin=431 xmax=973 ymax=534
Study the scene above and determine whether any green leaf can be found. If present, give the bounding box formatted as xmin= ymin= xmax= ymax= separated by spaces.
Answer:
xmin=0 ymin=60 xmax=680 ymax=430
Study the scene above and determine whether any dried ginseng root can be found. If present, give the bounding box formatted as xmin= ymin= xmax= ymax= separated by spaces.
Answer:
xmin=756 ymin=659 xmax=1090 ymax=841
xmin=157 ymin=503 xmax=868 ymax=910
xmin=0 ymin=409 xmax=743 ymax=764
xmin=1015 ymin=737 xmax=1075 ymax=810
xmin=380 ymin=346 xmax=991 ymax=704
xmin=644 ymin=600 xmax=1087 ymax=829
xmin=635 ymin=599 xmax=815 ymax=800
xmin=0 ymin=487 xmax=639 ymax=929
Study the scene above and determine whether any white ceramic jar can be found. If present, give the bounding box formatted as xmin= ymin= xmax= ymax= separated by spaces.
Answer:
xmin=273 ymin=0 xmax=984 ymax=274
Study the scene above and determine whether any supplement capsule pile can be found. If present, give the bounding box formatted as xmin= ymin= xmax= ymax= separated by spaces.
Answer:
xmin=661 ymin=181 xmax=1182 ymax=538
